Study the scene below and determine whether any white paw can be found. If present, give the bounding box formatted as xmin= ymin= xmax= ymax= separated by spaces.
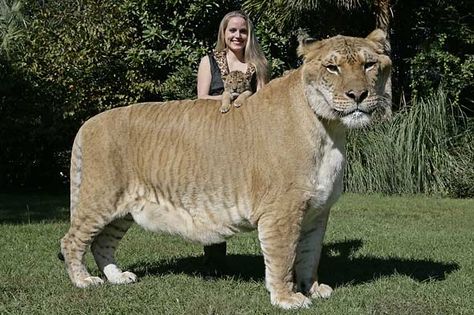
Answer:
xmin=75 ymin=276 xmax=104 ymax=288
xmin=310 ymin=282 xmax=333 ymax=299
xmin=109 ymin=271 xmax=138 ymax=284
xmin=271 ymin=292 xmax=312 ymax=309
xmin=103 ymin=265 xmax=137 ymax=284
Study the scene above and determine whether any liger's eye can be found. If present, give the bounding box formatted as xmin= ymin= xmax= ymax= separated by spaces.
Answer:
xmin=325 ymin=64 xmax=339 ymax=74
xmin=364 ymin=61 xmax=377 ymax=71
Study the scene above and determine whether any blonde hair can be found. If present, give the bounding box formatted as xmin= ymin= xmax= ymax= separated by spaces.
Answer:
xmin=215 ymin=11 xmax=269 ymax=85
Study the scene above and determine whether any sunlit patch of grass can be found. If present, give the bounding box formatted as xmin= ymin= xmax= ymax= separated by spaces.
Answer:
xmin=1 ymin=193 xmax=473 ymax=314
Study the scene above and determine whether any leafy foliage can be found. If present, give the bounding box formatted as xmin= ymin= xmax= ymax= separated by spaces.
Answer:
xmin=409 ymin=34 xmax=474 ymax=105
xmin=391 ymin=0 xmax=474 ymax=111
xmin=0 ymin=0 xmax=237 ymax=189
xmin=0 ymin=0 xmax=26 ymax=56
xmin=243 ymin=0 xmax=373 ymax=30
xmin=345 ymin=90 xmax=472 ymax=197
xmin=0 ymin=0 xmax=473 ymax=195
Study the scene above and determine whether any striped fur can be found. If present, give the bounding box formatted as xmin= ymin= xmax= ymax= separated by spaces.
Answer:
xmin=60 ymin=30 xmax=391 ymax=309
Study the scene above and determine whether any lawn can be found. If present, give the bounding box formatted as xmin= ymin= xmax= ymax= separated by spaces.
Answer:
xmin=0 ymin=193 xmax=473 ymax=314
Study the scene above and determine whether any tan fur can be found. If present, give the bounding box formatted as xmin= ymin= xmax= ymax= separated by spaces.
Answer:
xmin=60 ymin=30 xmax=391 ymax=309
xmin=220 ymin=70 xmax=253 ymax=113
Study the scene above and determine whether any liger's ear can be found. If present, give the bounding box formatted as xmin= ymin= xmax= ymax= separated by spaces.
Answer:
xmin=366 ymin=29 xmax=390 ymax=54
xmin=297 ymin=31 xmax=319 ymax=58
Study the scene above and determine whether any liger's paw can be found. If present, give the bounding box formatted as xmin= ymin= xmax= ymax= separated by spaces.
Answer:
xmin=108 ymin=271 xmax=138 ymax=285
xmin=271 ymin=292 xmax=312 ymax=309
xmin=310 ymin=282 xmax=333 ymax=299
xmin=74 ymin=276 xmax=104 ymax=288
xmin=234 ymin=102 xmax=242 ymax=108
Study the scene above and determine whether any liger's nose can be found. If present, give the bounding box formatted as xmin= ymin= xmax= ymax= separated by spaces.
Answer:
xmin=345 ymin=89 xmax=369 ymax=103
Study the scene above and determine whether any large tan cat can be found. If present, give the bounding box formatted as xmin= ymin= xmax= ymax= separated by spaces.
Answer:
xmin=60 ymin=30 xmax=391 ymax=309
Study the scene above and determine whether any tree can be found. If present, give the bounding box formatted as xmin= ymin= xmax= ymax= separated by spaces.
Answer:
xmin=243 ymin=0 xmax=391 ymax=31
xmin=0 ymin=0 xmax=240 ymax=190
xmin=0 ymin=0 xmax=26 ymax=57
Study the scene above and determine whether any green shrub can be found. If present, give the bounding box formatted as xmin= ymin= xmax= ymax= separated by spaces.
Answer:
xmin=410 ymin=34 xmax=474 ymax=105
xmin=393 ymin=0 xmax=474 ymax=112
xmin=1 ymin=0 xmax=473 ymax=194
xmin=345 ymin=89 xmax=472 ymax=197
xmin=0 ymin=0 xmax=26 ymax=57
xmin=449 ymin=131 xmax=474 ymax=198
xmin=0 ymin=0 xmax=238 ymax=189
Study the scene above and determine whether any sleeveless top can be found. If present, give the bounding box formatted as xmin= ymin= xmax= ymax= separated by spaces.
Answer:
xmin=208 ymin=50 xmax=257 ymax=96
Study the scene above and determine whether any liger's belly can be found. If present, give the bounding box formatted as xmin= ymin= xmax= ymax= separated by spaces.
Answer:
xmin=129 ymin=196 xmax=254 ymax=245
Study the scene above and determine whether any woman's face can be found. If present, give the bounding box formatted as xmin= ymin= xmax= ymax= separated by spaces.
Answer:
xmin=224 ymin=17 xmax=248 ymax=53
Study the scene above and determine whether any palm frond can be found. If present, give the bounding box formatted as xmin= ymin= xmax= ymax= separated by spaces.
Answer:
xmin=243 ymin=0 xmax=382 ymax=30
xmin=0 ymin=0 xmax=27 ymax=56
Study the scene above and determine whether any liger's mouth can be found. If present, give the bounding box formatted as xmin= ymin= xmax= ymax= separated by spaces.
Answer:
xmin=345 ymin=108 xmax=372 ymax=116
xmin=339 ymin=102 xmax=378 ymax=117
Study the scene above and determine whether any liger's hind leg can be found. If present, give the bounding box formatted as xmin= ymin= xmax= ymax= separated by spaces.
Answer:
xmin=91 ymin=214 xmax=137 ymax=284
xmin=60 ymin=212 xmax=108 ymax=288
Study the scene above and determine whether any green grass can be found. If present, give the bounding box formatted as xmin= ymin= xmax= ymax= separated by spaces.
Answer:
xmin=1 ymin=193 xmax=473 ymax=314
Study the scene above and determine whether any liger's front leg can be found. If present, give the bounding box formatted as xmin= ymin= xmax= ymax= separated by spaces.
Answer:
xmin=257 ymin=198 xmax=312 ymax=309
xmin=294 ymin=207 xmax=333 ymax=299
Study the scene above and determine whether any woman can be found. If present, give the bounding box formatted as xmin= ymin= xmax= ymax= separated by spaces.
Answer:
xmin=196 ymin=11 xmax=269 ymax=272
xmin=197 ymin=10 xmax=268 ymax=100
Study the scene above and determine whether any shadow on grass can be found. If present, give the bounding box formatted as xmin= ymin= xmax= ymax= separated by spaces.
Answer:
xmin=129 ymin=239 xmax=459 ymax=287
xmin=0 ymin=193 xmax=69 ymax=224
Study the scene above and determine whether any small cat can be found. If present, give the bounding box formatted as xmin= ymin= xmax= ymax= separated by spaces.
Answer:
xmin=220 ymin=70 xmax=253 ymax=113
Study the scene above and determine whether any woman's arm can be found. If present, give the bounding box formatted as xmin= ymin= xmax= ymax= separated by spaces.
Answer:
xmin=197 ymin=56 xmax=222 ymax=100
